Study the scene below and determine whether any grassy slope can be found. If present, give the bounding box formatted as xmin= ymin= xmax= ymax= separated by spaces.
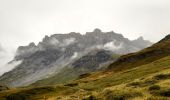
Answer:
xmin=108 ymin=37 xmax=170 ymax=71
xmin=1 ymin=56 xmax=170 ymax=100
xmin=31 ymin=67 xmax=79 ymax=86
xmin=1 ymin=36 xmax=170 ymax=100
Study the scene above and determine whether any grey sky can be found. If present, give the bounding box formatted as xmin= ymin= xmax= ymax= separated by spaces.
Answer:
xmin=0 ymin=0 xmax=170 ymax=51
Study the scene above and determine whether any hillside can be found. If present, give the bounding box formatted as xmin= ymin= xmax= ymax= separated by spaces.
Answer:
xmin=108 ymin=34 xmax=170 ymax=71
xmin=0 ymin=35 xmax=169 ymax=100
xmin=31 ymin=50 xmax=119 ymax=86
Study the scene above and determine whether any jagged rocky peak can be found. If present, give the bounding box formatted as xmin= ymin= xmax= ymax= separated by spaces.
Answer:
xmin=135 ymin=36 xmax=152 ymax=43
xmin=42 ymin=35 xmax=50 ymax=42
xmin=14 ymin=29 xmax=153 ymax=60
xmin=137 ymin=36 xmax=144 ymax=40
xmin=0 ymin=29 xmax=153 ymax=87
xmin=69 ymin=32 xmax=81 ymax=36
xmin=15 ymin=42 xmax=38 ymax=60
xmin=29 ymin=42 xmax=36 ymax=47
xmin=131 ymin=36 xmax=152 ymax=48
xmin=93 ymin=28 xmax=102 ymax=33
xmin=86 ymin=28 xmax=103 ymax=36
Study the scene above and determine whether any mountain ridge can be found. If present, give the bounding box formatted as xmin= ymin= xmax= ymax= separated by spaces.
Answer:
xmin=0 ymin=29 xmax=152 ymax=87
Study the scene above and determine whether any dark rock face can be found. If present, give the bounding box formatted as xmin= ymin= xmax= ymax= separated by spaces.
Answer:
xmin=72 ymin=50 xmax=114 ymax=70
xmin=0 ymin=29 xmax=152 ymax=87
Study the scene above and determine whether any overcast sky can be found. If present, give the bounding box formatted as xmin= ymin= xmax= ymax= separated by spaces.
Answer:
xmin=0 ymin=0 xmax=170 ymax=51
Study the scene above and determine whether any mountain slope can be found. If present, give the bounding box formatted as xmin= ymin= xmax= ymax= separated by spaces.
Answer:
xmin=108 ymin=34 xmax=170 ymax=71
xmin=31 ymin=50 xmax=119 ymax=86
xmin=0 ymin=35 xmax=170 ymax=100
xmin=0 ymin=29 xmax=152 ymax=87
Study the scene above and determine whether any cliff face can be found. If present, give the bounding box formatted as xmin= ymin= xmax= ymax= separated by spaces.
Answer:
xmin=0 ymin=29 xmax=152 ymax=87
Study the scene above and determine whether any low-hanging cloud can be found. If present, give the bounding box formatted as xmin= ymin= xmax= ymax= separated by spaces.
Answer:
xmin=103 ymin=41 xmax=123 ymax=51
xmin=48 ymin=37 xmax=76 ymax=47
xmin=0 ymin=45 xmax=21 ymax=76
xmin=0 ymin=60 xmax=22 ymax=76
xmin=60 ymin=38 xmax=76 ymax=47
xmin=87 ymin=40 xmax=123 ymax=52
xmin=48 ymin=37 xmax=59 ymax=46
xmin=71 ymin=52 xmax=78 ymax=59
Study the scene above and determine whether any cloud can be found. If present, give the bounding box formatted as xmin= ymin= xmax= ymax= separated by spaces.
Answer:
xmin=49 ymin=37 xmax=59 ymax=46
xmin=60 ymin=38 xmax=76 ymax=47
xmin=87 ymin=40 xmax=123 ymax=52
xmin=48 ymin=37 xmax=76 ymax=47
xmin=103 ymin=41 xmax=123 ymax=51
xmin=0 ymin=60 xmax=22 ymax=76
xmin=71 ymin=52 xmax=78 ymax=59
xmin=0 ymin=45 xmax=20 ymax=76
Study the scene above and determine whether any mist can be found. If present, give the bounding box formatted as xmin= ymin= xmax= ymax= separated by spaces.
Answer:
xmin=0 ymin=45 xmax=19 ymax=76
xmin=103 ymin=41 xmax=123 ymax=52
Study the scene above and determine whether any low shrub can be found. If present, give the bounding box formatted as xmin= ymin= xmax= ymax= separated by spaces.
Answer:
xmin=6 ymin=86 xmax=56 ymax=100
xmin=79 ymin=73 xmax=91 ymax=79
xmin=64 ymin=83 xmax=78 ymax=87
xmin=83 ymin=95 xmax=98 ymax=100
xmin=159 ymin=89 xmax=170 ymax=97
xmin=150 ymin=89 xmax=170 ymax=97
xmin=143 ymin=79 xmax=157 ymax=86
xmin=6 ymin=93 xmax=29 ymax=100
xmin=104 ymin=89 xmax=142 ymax=100
xmin=154 ymin=74 xmax=170 ymax=80
xmin=148 ymin=85 xmax=161 ymax=91
xmin=126 ymin=82 xmax=141 ymax=87
xmin=0 ymin=86 xmax=9 ymax=91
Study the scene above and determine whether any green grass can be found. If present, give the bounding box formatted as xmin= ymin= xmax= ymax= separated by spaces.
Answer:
xmin=77 ymin=56 xmax=170 ymax=91
xmin=31 ymin=67 xmax=79 ymax=86
xmin=0 ymin=85 xmax=79 ymax=100
xmin=104 ymin=89 xmax=142 ymax=100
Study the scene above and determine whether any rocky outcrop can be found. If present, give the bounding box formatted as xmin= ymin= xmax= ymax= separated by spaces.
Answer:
xmin=72 ymin=50 xmax=115 ymax=70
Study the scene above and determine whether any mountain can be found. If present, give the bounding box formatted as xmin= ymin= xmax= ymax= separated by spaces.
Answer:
xmin=132 ymin=36 xmax=152 ymax=48
xmin=31 ymin=49 xmax=119 ymax=86
xmin=0 ymin=34 xmax=169 ymax=100
xmin=0 ymin=29 xmax=152 ymax=87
